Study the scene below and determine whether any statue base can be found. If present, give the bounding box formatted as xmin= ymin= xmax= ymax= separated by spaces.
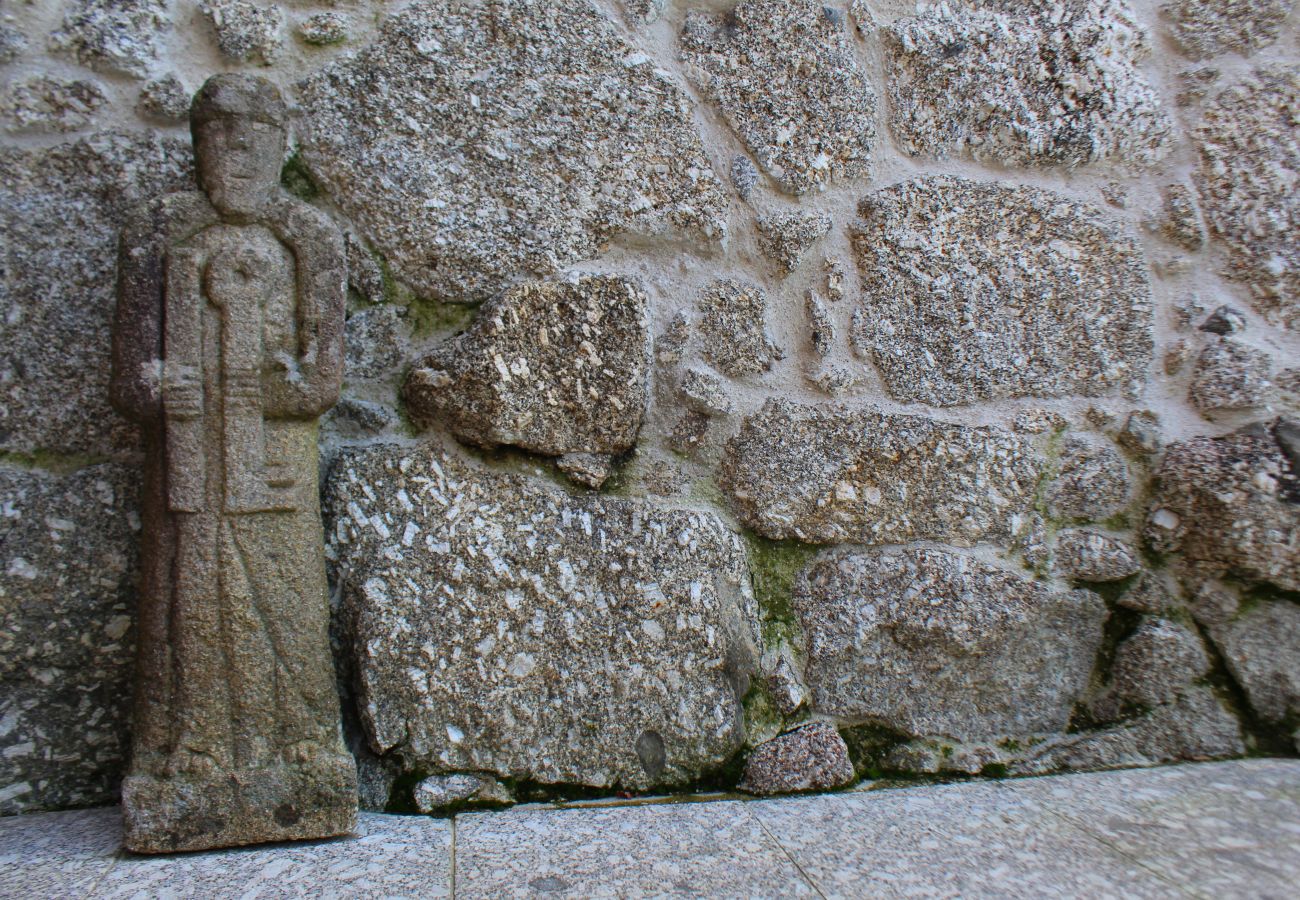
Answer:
xmin=121 ymin=754 xmax=357 ymax=853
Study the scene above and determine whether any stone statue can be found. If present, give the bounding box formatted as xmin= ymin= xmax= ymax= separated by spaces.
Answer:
xmin=111 ymin=74 xmax=356 ymax=853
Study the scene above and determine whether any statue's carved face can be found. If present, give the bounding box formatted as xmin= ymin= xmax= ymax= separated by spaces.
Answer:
xmin=195 ymin=116 xmax=285 ymax=215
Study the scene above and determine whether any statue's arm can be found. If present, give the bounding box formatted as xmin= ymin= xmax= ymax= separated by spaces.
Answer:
xmin=265 ymin=194 xmax=347 ymax=418
xmin=111 ymin=201 xmax=166 ymax=423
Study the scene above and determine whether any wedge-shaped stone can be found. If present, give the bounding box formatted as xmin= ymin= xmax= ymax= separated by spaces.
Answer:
xmin=719 ymin=399 xmax=1042 ymax=545
xmin=298 ymin=0 xmax=725 ymax=301
xmin=793 ymin=547 xmax=1106 ymax=742
xmin=325 ymin=443 xmax=760 ymax=789
xmin=851 ymin=177 xmax=1152 ymax=406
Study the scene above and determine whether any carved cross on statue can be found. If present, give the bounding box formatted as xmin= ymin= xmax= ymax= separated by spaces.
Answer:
xmin=111 ymin=74 xmax=356 ymax=853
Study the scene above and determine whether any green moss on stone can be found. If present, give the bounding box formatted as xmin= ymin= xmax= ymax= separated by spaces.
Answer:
xmin=280 ymin=150 xmax=320 ymax=202
xmin=0 ymin=449 xmax=111 ymax=475
xmin=743 ymin=533 xmax=820 ymax=651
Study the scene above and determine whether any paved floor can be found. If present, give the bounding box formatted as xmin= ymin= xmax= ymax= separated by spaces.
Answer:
xmin=1 ymin=759 xmax=1296 ymax=899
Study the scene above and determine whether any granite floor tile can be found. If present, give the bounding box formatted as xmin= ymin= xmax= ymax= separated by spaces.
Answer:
xmin=0 ymin=806 xmax=120 ymax=900
xmin=997 ymin=759 xmax=1300 ymax=900
xmin=454 ymin=798 xmax=817 ymax=899
xmin=749 ymin=780 xmax=1187 ymax=899
xmin=89 ymin=812 xmax=451 ymax=900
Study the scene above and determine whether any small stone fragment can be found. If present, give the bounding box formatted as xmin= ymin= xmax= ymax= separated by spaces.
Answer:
xmin=136 ymin=75 xmax=190 ymax=122
xmin=762 ymin=648 xmax=809 ymax=717
xmin=1200 ymin=305 xmax=1248 ymax=336
xmin=413 ymin=774 xmax=511 ymax=813
xmin=1118 ymin=572 xmax=1180 ymax=615
xmin=1208 ymin=600 xmax=1300 ymax=727
xmin=3 ymin=76 xmax=107 ymax=133
xmin=794 ymin=547 xmax=1106 ymax=742
xmin=555 ymin=452 xmax=613 ymax=490
xmin=851 ymin=177 xmax=1153 ymax=406
xmin=738 ymin=723 xmax=854 ymax=795
xmin=806 ymin=365 xmax=859 ymax=397
xmin=1177 ymin=65 xmax=1222 ymax=106
xmin=823 ymin=257 xmax=847 ymax=302
xmin=0 ymin=24 xmax=26 ymax=63
xmin=677 ymin=368 xmax=733 ymax=418
xmin=655 ymin=312 xmax=691 ymax=368
xmin=345 ymin=305 xmax=409 ymax=382
xmin=1159 ymin=184 xmax=1206 ymax=251
xmin=403 ymin=276 xmax=650 ymax=462
xmin=1119 ymin=410 xmax=1162 ymax=456
xmin=624 ymin=0 xmax=668 ymax=25
xmin=756 ymin=211 xmax=832 ymax=275
xmin=1013 ymin=409 xmax=1067 ymax=435
xmin=680 ymin=0 xmax=876 ymax=195
xmin=697 ymin=279 xmax=781 ymax=378
xmin=1163 ymin=0 xmax=1295 ymax=60
xmin=1097 ymin=620 xmax=1211 ymax=717
xmin=49 ymin=0 xmax=168 ymax=77
xmin=805 ymin=292 xmax=833 ymax=357
xmin=1189 ymin=339 xmax=1273 ymax=415
xmin=730 ymin=156 xmax=759 ymax=200
xmin=668 ymin=411 xmax=711 ymax=455
xmin=1054 ymin=530 xmax=1141 ymax=582
xmin=883 ymin=1 xmax=1171 ymax=170
xmin=201 ymin=0 xmax=283 ymax=63
xmin=1195 ymin=67 xmax=1300 ymax=329
xmin=344 ymin=233 xmax=387 ymax=306
xmin=298 ymin=12 xmax=347 ymax=46
xmin=1164 ymin=340 xmax=1193 ymax=375
xmin=325 ymin=397 xmax=396 ymax=439
xmin=1147 ymin=423 xmax=1300 ymax=591
xmin=721 ymin=400 xmax=1042 ymax=545
xmin=1047 ymin=435 xmax=1133 ymax=523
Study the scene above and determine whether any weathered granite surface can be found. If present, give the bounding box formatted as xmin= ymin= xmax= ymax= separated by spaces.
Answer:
xmin=792 ymin=547 xmax=1107 ymax=742
xmin=1208 ymin=600 xmax=1300 ymax=728
xmin=1054 ymin=529 xmax=1141 ymax=582
xmin=3 ymin=75 xmax=107 ymax=133
xmin=1047 ymin=435 xmax=1133 ymax=523
xmin=720 ymin=400 xmax=1042 ymax=545
xmin=738 ymin=723 xmax=854 ymax=796
xmin=680 ymin=0 xmax=875 ymax=195
xmin=0 ymin=464 xmax=138 ymax=816
xmin=1164 ymin=0 xmax=1295 ymax=60
xmin=298 ymin=0 xmax=725 ymax=301
xmin=325 ymin=442 xmax=760 ymax=790
xmin=756 ymin=211 xmax=833 ymax=275
xmin=850 ymin=178 xmax=1152 ymax=405
xmin=696 ymin=279 xmax=782 ymax=379
xmin=49 ymin=0 xmax=168 ymax=77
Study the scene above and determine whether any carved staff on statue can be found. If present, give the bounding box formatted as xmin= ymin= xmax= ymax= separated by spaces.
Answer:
xmin=111 ymin=73 xmax=356 ymax=853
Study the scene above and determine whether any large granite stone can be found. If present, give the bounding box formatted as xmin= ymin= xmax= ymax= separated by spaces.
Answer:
xmin=0 ymin=464 xmax=138 ymax=815
xmin=881 ymin=1 xmax=1171 ymax=169
xmin=1194 ymin=67 xmax=1300 ymax=329
xmin=719 ymin=400 xmax=1042 ymax=545
xmin=403 ymin=276 xmax=649 ymax=468
xmin=1147 ymin=422 xmax=1299 ymax=591
xmin=325 ymin=442 xmax=760 ymax=790
xmin=1209 ymin=600 xmax=1300 ymax=728
xmin=850 ymin=177 xmax=1152 ymax=406
xmin=49 ymin=0 xmax=168 ymax=77
xmin=298 ymin=0 xmax=725 ymax=301
xmin=793 ymin=547 xmax=1106 ymax=742
xmin=679 ymin=0 xmax=875 ymax=195
xmin=1164 ymin=0 xmax=1295 ymax=59
xmin=0 ymin=131 xmax=191 ymax=458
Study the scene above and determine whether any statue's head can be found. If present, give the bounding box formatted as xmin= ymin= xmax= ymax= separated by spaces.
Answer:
xmin=191 ymin=74 xmax=287 ymax=215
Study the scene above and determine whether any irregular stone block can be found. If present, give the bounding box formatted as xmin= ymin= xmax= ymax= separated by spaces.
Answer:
xmin=1095 ymin=619 xmax=1211 ymax=717
xmin=1189 ymin=339 xmax=1273 ymax=415
xmin=1195 ymin=68 xmax=1300 ymax=329
xmin=136 ymin=74 xmax=190 ymax=122
xmin=697 ymin=279 xmax=782 ymax=379
xmin=850 ymin=177 xmax=1152 ymax=406
xmin=404 ymin=277 xmax=649 ymax=471
xmin=719 ymin=399 xmax=1042 ymax=545
xmin=1147 ymin=422 xmax=1299 ymax=591
xmin=1047 ymin=435 xmax=1133 ymax=522
xmin=1200 ymin=305 xmax=1249 ymax=336
xmin=1158 ymin=184 xmax=1206 ymax=252
xmin=345 ymin=305 xmax=410 ymax=382
xmin=677 ymin=367 xmax=732 ymax=418
xmin=756 ymin=211 xmax=832 ymax=275
xmin=49 ymin=0 xmax=168 ymax=77
xmin=0 ymin=132 xmax=192 ymax=458
xmin=680 ymin=0 xmax=875 ymax=195
xmin=201 ymin=0 xmax=283 ymax=63
xmin=1209 ymin=600 xmax=1300 ymax=727
xmin=413 ymin=774 xmax=511 ymax=813
xmin=738 ymin=723 xmax=854 ymax=795
xmin=0 ymin=464 xmax=138 ymax=815
xmin=298 ymin=0 xmax=725 ymax=301
xmin=1054 ymin=530 xmax=1141 ymax=583
xmin=1164 ymin=0 xmax=1295 ymax=60
xmin=325 ymin=443 xmax=760 ymax=790
xmin=882 ymin=1 xmax=1171 ymax=169
xmin=298 ymin=13 xmax=347 ymax=46
xmin=3 ymin=76 xmax=106 ymax=133
xmin=793 ymin=547 xmax=1106 ymax=742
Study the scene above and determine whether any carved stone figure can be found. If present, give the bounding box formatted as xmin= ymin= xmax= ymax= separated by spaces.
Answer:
xmin=111 ymin=74 xmax=355 ymax=853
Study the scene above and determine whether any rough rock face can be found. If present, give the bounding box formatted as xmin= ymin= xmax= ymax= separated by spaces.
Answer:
xmin=1194 ymin=68 xmax=1300 ymax=329
xmin=737 ymin=723 xmax=854 ymax=795
xmin=882 ymin=1 xmax=1171 ymax=169
xmin=298 ymin=0 xmax=725 ymax=301
xmin=0 ymin=132 xmax=192 ymax=457
xmin=1148 ymin=423 xmax=1300 ymax=591
xmin=1164 ymin=0 xmax=1295 ymax=60
xmin=1047 ymin=435 xmax=1133 ymax=522
xmin=0 ymin=464 xmax=139 ymax=815
xmin=679 ymin=0 xmax=875 ymax=195
xmin=403 ymin=277 xmax=649 ymax=470
xmin=697 ymin=279 xmax=782 ymax=378
xmin=1189 ymin=339 xmax=1274 ymax=414
xmin=720 ymin=400 xmax=1042 ymax=545
xmin=850 ymin=178 xmax=1152 ymax=406
xmin=1209 ymin=601 xmax=1300 ymax=727
xmin=793 ymin=548 xmax=1107 ymax=742
xmin=413 ymin=774 xmax=511 ymax=813
xmin=1054 ymin=530 xmax=1141 ymax=582
xmin=2 ymin=76 xmax=106 ymax=132
xmin=49 ymin=0 xmax=168 ymax=77
xmin=325 ymin=443 xmax=760 ymax=790
xmin=756 ymin=211 xmax=832 ymax=275
xmin=1095 ymin=619 xmax=1211 ymax=717
xmin=201 ymin=0 xmax=283 ymax=63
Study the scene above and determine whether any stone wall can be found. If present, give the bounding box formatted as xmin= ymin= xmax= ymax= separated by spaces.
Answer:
xmin=2 ymin=0 xmax=1297 ymax=815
